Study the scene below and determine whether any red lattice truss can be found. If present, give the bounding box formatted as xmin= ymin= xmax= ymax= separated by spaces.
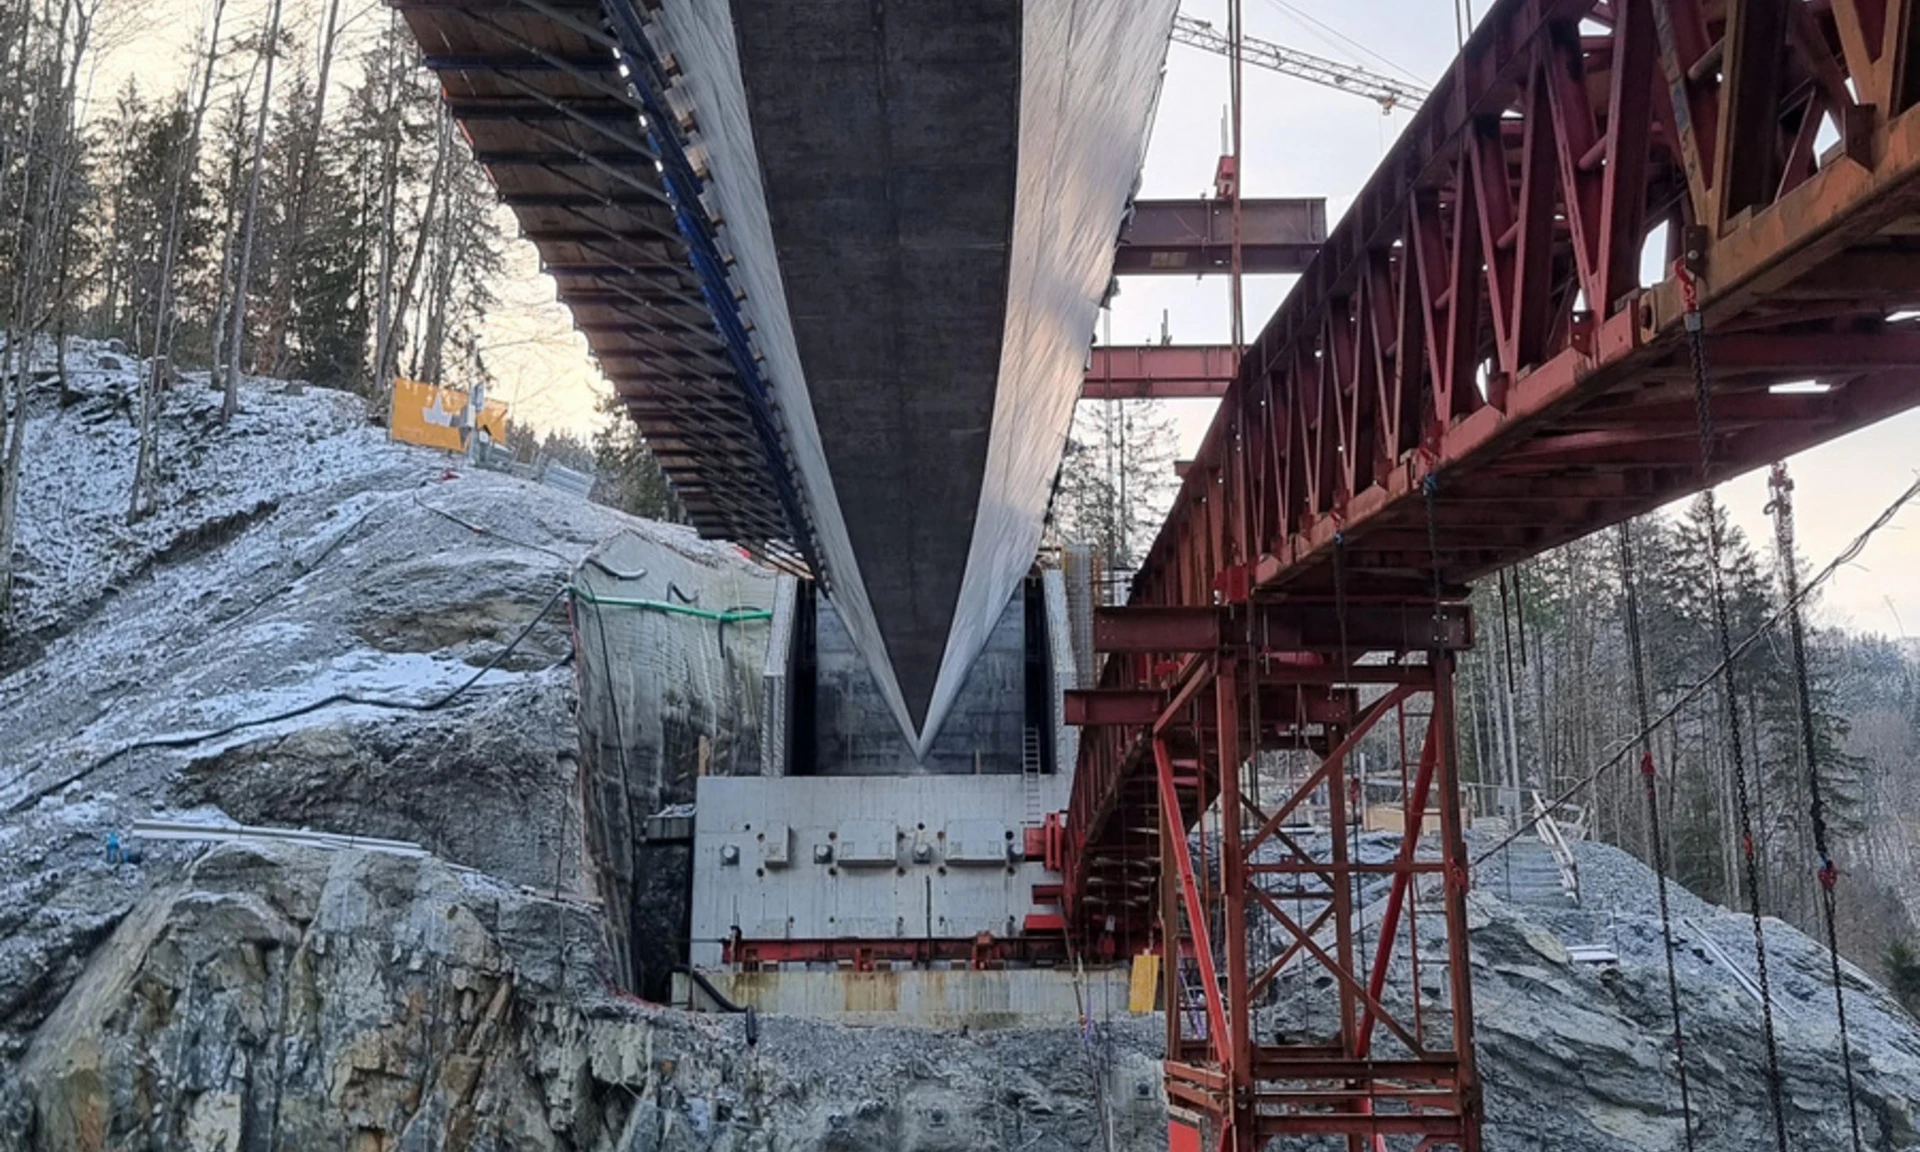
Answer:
xmin=1063 ymin=1 xmax=1920 ymax=1149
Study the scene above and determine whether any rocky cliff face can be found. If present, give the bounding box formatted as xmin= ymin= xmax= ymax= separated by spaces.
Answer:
xmin=0 ymin=351 xmax=1158 ymax=1151
xmin=10 ymin=843 xmax=1162 ymax=1152
xmin=4 ymin=349 xmax=1920 ymax=1151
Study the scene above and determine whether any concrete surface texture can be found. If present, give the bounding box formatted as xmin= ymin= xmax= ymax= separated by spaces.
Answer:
xmin=569 ymin=528 xmax=779 ymax=998
xmin=669 ymin=0 xmax=1178 ymax=751
xmin=697 ymin=966 xmax=1134 ymax=1029
xmin=810 ymin=587 xmax=1027 ymax=776
xmin=689 ymin=773 xmax=1071 ymax=966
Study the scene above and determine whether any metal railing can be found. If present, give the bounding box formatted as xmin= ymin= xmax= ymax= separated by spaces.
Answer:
xmin=1529 ymin=790 xmax=1585 ymax=904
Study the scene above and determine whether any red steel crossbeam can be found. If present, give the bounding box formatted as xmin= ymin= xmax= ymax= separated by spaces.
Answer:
xmin=1116 ymin=197 xmax=1328 ymax=276
xmin=1084 ymin=345 xmax=1240 ymax=400
xmin=1062 ymin=1 xmax=1920 ymax=1147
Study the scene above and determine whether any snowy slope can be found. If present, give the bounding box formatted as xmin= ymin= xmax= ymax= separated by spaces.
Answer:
xmin=6 ymin=342 xmax=412 ymax=648
xmin=0 ymin=343 xmax=772 ymax=1072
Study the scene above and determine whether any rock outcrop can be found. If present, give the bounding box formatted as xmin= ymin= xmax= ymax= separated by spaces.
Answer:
xmin=5 ymin=345 xmax=1920 ymax=1151
xmin=13 ymin=843 xmax=1163 ymax=1152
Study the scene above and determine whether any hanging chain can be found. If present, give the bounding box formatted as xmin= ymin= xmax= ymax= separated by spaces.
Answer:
xmin=1766 ymin=463 xmax=1865 ymax=1152
xmin=1616 ymin=520 xmax=1698 ymax=1151
xmin=1423 ymin=473 xmax=1445 ymax=607
xmin=1676 ymin=260 xmax=1792 ymax=1150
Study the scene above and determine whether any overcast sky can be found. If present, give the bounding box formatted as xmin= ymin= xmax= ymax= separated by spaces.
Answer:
xmin=97 ymin=0 xmax=1920 ymax=636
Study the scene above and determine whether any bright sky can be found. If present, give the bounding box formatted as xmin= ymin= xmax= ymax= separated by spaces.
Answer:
xmin=97 ymin=0 xmax=1920 ymax=636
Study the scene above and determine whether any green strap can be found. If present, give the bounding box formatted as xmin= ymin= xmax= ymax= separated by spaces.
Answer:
xmin=568 ymin=585 xmax=772 ymax=623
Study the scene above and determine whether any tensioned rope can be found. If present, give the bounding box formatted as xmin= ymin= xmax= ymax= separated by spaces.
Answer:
xmin=1616 ymin=519 xmax=1697 ymax=1149
xmin=1675 ymin=261 xmax=1790 ymax=1150
xmin=1765 ymin=461 xmax=1865 ymax=1152
xmin=1473 ymin=470 xmax=1920 ymax=861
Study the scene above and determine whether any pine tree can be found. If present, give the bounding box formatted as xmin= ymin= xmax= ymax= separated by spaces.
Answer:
xmin=591 ymin=393 xmax=679 ymax=522
xmin=1049 ymin=395 xmax=1179 ymax=569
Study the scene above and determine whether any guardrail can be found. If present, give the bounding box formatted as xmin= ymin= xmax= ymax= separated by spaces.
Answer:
xmin=1529 ymin=790 xmax=1584 ymax=905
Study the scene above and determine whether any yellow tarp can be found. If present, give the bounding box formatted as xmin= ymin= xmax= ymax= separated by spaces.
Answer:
xmin=389 ymin=377 xmax=508 ymax=453
xmin=1129 ymin=951 xmax=1160 ymax=1013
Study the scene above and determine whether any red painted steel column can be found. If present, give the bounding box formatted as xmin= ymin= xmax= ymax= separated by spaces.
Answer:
xmin=1358 ymin=695 xmax=1441 ymax=1052
xmin=1433 ymin=650 xmax=1485 ymax=1150
xmin=1156 ymin=735 xmax=1232 ymax=1055
xmin=1214 ymin=659 xmax=1256 ymax=1151
xmin=1164 ymin=796 xmax=1183 ymax=1062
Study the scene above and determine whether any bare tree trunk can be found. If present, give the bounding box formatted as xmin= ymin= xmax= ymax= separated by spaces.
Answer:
xmin=380 ymin=115 xmax=447 ymax=395
xmin=368 ymin=16 xmax=404 ymax=414
xmin=209 ymin=92 xmax=249 ymax=388
xmin=420 ymin=188 xmax=455 ymax=384
xmin=2 ymin=0 xmax=88 ymax=623
xmin=265 ymin=0 xmax=342 ymax=377
xmin=52 ymin=234 xmax=71 ymax=402
xmin=221 ymin=0 xmax=283 ymax=423
xmin=129 ymin=0 xmax=225 ymax=521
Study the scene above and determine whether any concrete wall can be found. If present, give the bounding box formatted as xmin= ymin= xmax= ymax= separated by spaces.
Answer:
xmin=812 ymin=586 xmax=1026 ymax=776
xmin=571 ymin=531 xmax=777 ymax=999
xmin=689 ymin=774 xmax=1072 ymax=967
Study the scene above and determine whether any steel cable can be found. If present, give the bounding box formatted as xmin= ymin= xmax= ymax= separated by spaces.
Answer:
xmin=15 ymin=580 xmax=574 ymax=815
xmin=1617 ymin=519 xmax=1698 ymax=1150
xmin=1475 ymin=469 xmax=1920 ymax=862
xmin=1681 ymin=264 xmax=1788 ymax=1149
xmin=1766 ymin=462 xmax=1866 ymax=1152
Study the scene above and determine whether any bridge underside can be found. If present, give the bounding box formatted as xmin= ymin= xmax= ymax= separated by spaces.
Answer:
xmin=404 ymin=0 xmax=806 ymax=557
xmin=406 ymin=0 xmax=1178 ymax=745
xmin=726 ymin=0 xmax=1021 ymax=734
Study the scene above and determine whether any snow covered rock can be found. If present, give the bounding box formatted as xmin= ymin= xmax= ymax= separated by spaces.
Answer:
xmin=0 ymin=346 xmax=766 ymax=1067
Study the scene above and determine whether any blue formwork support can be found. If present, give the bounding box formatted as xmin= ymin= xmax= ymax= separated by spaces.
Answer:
xmin=597 ymin=0 xmax=823 ymax=580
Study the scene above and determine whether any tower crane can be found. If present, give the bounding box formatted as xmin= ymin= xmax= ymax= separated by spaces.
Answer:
xmin=1172 ymin=13 xmax=1431 ymax=112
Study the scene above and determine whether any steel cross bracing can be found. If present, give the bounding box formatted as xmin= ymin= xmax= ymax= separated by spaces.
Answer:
xmin=1061 ymin=0 xmax=1920 ymax=1148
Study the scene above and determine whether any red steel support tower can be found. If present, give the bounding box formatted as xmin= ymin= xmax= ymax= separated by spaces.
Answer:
xmin=1060 ymin=0 xmax=1920 ymax=1146
xmin=1069 ymin=602 xmax=1483 ymax=1148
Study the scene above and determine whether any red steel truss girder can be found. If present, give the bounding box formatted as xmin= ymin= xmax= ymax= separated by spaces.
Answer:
xmin=1125 ymin=0 xmax=1920 ymax=621
xmin=1084 ymin=344 xmax=1239 ymax=399
xmin=1061 ymin=2 xmax=1920 ymax=1146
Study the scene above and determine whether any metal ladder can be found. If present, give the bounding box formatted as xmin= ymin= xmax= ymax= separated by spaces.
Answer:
xmin=1021 ymin=725 xmax=1045 ymax=827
